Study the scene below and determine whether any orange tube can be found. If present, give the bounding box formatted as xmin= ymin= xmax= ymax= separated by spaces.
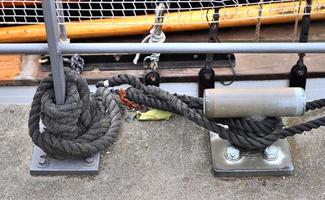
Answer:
xmin=0 ymin=0 xmax=324 ymax=43
xmin=0 ymin=0 xmax=79 ymax=8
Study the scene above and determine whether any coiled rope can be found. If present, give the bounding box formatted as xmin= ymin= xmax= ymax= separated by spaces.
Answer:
xmin=29 ymin=68 xmax=325 ymax=159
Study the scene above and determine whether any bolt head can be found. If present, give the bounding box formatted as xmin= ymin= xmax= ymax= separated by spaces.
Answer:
xmin=264 ymin=145 xmax=279 ymax=161
xmin=296 ymin=70 xmax=305 ymax=76
xmin=85 ymin=157 xmax=94 ymax=164
xmin=203 ymin=73 xmax=212 ymax=80
xmin=225 ymin=146 xmax=241 ymax=161
xmin=114 ymin=55 xmax=121 ymax=62
xmin=37 ymin=156 xmax=49 ymax=167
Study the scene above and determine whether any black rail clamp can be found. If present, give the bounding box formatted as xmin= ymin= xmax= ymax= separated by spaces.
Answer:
xmin=198 ymin=6 xmax=236 ymax=97
xmin=289 ymin=0 xmax=312 ymax=89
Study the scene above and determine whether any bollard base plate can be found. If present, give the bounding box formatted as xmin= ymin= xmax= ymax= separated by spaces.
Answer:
xmin=30 ymin=146 xmax=100 ymax=176
xmin=210 ymin=132 xmax=294 ymax=177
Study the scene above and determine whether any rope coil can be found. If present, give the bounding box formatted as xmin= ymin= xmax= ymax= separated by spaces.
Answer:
xmin=28 ymin=68 xmax=122 ymax=159
xmin=29 ymin=68 xmax=325 ymax=159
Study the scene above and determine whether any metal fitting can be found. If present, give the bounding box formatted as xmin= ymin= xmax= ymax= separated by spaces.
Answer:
xmin=85 ymin=157 xmax=94 ymax=164
xmin=225 ymin=146 xmax=241 ymax=161
xmin=133 ymin=3 xmax=166 ymax=68
xmin=264 ymin=145 xmax=279 ymax=161
xmin=204 ymin=87 xmax=306 ymax=118
xmin=37 ymin=156 xmax=49 ymax=168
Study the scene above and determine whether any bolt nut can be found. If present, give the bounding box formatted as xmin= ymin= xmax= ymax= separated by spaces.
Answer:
xmin=85 ymin=157 xmax=94 ymax=164
xmin=114 ymin=55 xmax=121 ymax=61
xmin=37 ymin=157 xmax=49 ymax=167
xmin=225 ymin=146 xmax=241 ymax=161
xmin=297 ymin=70 xmax=305 ymax=76
xmin=264 ymin=145 xmax=279 ymax=161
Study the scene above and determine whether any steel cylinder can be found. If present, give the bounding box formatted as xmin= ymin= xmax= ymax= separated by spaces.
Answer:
xmin=203 ymin=87 xmax=306 ymax=118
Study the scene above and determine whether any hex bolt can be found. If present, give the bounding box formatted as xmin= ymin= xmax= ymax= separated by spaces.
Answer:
xmin=264 ymin=145 xmax=279 ymax=161
xmin=225 ymin=146 xmax=241 ymax=161
xmin=85 ymin=157 xmax=94 ymax=164
xmin=37 ymin=156 xmax=49 ymax=167
xmin=114 ymin=55 xmax=121 ymax=62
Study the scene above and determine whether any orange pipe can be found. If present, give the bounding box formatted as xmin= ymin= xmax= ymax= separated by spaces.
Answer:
xmin=1 ymin=1 xmax=36 ymax=7
xmin=0 ymin=0 xmax=324 ymax=43
xmin=0 ymin=0 xmax=79 ymax=7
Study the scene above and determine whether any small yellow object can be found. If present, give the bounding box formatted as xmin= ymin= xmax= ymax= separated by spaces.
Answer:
xmin=136 ymin=109 xmax=174 ymax=121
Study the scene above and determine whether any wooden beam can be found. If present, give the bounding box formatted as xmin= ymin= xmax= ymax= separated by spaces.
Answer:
xmin=0 ymin=55 xmax=21 ymax=81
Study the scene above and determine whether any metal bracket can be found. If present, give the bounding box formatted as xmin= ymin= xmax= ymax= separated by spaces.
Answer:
xmin=30 ymin=146 xmax=100 ymax=176
xmin=209 ymin=132 xmax=294 ymax=177
xmin=289 ymin=0 xmax=312 ymax=89
xmin=144 ymin=70 xmax=160 ymax=87
xmin=198 ymin=8 xmax=219 ymax=97
xmin=289 ymin=55 xmax=307 ymax=89
xmin=198 ymin=7 xmax=236 ymax=96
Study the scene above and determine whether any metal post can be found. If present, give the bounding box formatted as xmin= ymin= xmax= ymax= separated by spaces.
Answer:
xmin=42 ymin=0 xmax=66 ymax=105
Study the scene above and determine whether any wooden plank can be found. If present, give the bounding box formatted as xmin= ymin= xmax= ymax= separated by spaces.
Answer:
xmin=3 ymin=53 xmax=323 ymax=86
xmin=0 ymin=55 xmax=21 ymax=82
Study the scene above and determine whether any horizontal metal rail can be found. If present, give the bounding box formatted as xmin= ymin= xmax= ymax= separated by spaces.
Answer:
xmin=1 ymin=43 xmax=325 ymax=54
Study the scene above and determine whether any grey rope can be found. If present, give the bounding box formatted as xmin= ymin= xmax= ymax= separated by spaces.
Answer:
xmin=29 ymin=70 xmax=325 ymax=159
xmin=28 ymin=68 xmax=122 ymax=159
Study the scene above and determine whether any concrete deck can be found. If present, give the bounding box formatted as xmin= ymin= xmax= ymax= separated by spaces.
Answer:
xmin=1 ymin=105 xmax=325 ymax=200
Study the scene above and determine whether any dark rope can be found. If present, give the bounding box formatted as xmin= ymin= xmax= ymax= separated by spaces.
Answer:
xmin=99 ymin=75 xmax=325 ymax=150
xmin=29 ymin=70 xmax=325 ymax=159
xmin=28 ymin=68 xmax=122 ymax=159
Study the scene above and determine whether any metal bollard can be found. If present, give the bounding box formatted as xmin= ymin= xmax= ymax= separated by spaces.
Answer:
xmin=204 ymin=87 xmax=306 ymax=118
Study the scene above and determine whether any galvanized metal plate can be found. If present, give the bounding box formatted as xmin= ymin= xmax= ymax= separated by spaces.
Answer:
xmin=209 ymin=132 xmax=294 ymax=177
xmin=30 ymin=146 xmax=100 ymax=176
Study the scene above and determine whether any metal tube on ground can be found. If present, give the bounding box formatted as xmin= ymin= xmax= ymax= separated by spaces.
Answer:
xmin=203 ymin=88 xmax=306 ymax=118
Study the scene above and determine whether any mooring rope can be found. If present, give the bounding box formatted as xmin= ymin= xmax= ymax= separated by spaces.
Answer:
xmin=29 ymin=68 xmax=325 ymax=159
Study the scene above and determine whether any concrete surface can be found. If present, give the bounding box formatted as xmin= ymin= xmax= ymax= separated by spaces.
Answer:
xmin=0 ymin=105 xmax=325 ymax=200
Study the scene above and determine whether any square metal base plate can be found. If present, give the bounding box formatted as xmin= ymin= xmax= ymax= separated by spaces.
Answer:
xmin=30 ymin=146 xmax=100 ymax=176
xmin=210 ymin=132 xmax=294 ymax=177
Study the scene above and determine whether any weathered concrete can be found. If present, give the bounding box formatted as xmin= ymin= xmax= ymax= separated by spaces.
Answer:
xmin=0 ymin=105 xmax=325 ymax=200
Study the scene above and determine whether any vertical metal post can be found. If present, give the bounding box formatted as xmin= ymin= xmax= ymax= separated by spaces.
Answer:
xmin=42 ymin=0 xmax=66 ymax=105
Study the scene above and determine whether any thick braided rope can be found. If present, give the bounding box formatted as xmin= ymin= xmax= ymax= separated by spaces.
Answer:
xmin=28 ymin=68 xmax=122 ymax=159
xmin=30 ymin=71 xmax=325 ymax=158
xmin=101 ymin=75 xmax=325 ymax=150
